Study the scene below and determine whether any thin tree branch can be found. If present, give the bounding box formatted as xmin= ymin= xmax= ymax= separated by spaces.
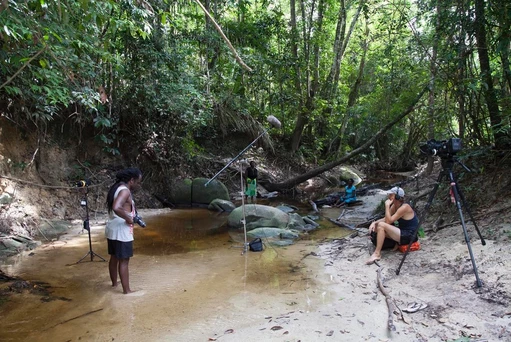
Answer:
xmin=0 ymin=45 xmax=47 ymax=90
xmin=193 ymin=0 xmax=253 ymax=72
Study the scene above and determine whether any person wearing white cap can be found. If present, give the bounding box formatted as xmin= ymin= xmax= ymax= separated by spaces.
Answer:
xmin=366 ymin=186 xmax=419 ymax=265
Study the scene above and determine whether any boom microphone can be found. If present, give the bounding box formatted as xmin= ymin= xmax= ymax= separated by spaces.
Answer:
xmin=205 ymin=115 xmax=281 ymax=187
xmin=267 ymin=115 xmax=281 ymax=129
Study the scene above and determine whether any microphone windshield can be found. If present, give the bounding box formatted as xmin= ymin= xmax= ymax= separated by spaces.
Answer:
xmin=267 ymin=115 xmax=282 ymax=129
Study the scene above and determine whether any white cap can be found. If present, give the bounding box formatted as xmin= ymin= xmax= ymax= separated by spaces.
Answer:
xmin=386 ymin=187 xmax=405 ymax=197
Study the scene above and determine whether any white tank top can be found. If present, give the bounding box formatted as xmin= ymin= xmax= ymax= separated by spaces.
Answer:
xmin=105 ymin=185 xmax=134 ymax=242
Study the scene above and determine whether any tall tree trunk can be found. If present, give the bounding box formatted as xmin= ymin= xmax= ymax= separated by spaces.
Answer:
xmin=455 ymin=0 xmax=468 ymax=142
xmin=474 ymin=0 xmax=507 ymax=149
xmin=322 ymin=0 xmax=364 ymax=100
xmin=496 ymin=1 xmax=511 ymax=121
xmin=289 ymin=0 xmax=302 ymax=99
xmin=323 ymin=0 xmax=346 ymax=99
xmin=426 ymin=0 xmax=440 ymax=175
xmin=333 ymin=19 xmax=369 ymax=156
xmin=289 ymin=0 xmax=325 ymax=153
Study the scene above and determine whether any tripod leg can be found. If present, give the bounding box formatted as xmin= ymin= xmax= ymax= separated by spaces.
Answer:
xmin=455 ymin=184 xmax=486 ymax=246
xmin=77 ymin=218 xmax=106 ymax=263
xmin=91 ymin=251 xmax=106 ymax=262
xmin=449 ymin=174 xmax=483 ymax=287
xmin=77 ymin=251 xmax=92 ymax=263
xmin=396 ymin=172 xmax=444 ymax=275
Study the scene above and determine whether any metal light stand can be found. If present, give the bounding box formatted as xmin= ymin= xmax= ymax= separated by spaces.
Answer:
xmin=205 ymin=126 xmax=274 ymax=255
xmin=396 ymin=155 xmax=486 ymax=287
xmin=77 ymin=186 xmax=106 ymax=263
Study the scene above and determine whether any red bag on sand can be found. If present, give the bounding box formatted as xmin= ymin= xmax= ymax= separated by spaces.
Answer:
xmin=398 ymin=241 xmax=420 ymax=253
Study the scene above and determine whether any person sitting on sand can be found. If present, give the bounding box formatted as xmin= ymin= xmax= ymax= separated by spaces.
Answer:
xmin=366 ymin=187 xmax=419 ymax=265
xmin=334 ymin=178 xmax=357 ymax=207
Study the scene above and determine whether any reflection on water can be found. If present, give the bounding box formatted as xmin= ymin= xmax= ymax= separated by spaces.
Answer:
xmin=136 ymin=206 xmax=351 ymax=256
xmin=135 ymin=209 xmax=230 ymax=255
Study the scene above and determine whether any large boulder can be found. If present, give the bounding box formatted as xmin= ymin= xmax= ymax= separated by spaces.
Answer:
xmin=247 ymin=228 xmax=300 ymax=240
xmin=339 ymin=166 xmax=362 ymax=184
xmin=286 ymin=213 xmax=306 ymax=230
xmin=247 ymin=227 xmax=285 ymax=239
xmin=228 ymin=204 xmax=289 ymax=231
xmin=168 ymin=179 xmax=193 ymax=205
xmin=208 ymin=199 xmax=236 ymax=212
xmin=192 ymin=178 xmax=229 ymax=204
xmin=168 ymin=178 xmax=229 ymax=205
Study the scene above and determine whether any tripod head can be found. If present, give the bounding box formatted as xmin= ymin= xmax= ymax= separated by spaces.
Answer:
xmin=440 ymin=154 xmax=472 ymax=173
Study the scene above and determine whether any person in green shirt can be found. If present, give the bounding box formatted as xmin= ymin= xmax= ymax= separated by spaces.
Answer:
xmin=245 ymin=161 xmax=258 ymax=203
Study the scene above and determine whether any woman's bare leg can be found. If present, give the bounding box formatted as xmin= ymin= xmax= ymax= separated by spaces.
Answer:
xmin=118 ymin=258 xmax=131 ymax=294
xmin=109 ymin=255 xmax=119 ymax=287
xmin=366 ymin=223 xmax=401 ymax=265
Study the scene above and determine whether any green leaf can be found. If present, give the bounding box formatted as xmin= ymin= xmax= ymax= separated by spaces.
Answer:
xmin=5 ymin=86 xmax=22 ymax=95
xmin=94 ymin=117 xmax=112 ymax=128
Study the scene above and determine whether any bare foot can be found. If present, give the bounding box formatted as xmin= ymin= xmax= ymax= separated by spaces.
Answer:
xmin=366 ymin=254 xmax=381 ymax=265
xmin=124 ymin=290 xmax=146 ymax=297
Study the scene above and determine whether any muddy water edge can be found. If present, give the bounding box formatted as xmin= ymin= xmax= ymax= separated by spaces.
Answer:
xmin=0 ymin=207 xmax=352 ymax=341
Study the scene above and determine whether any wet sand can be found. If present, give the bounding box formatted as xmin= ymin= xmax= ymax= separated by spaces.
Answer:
xmin=0 ymin=208 xmax=352 ymax=342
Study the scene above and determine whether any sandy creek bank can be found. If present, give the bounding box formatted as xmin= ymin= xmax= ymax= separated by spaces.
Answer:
xmin=1 ymin=192 xmax=511 ymax=342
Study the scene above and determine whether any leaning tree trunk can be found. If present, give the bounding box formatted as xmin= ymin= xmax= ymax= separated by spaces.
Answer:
xmin=260 ymin=86 xmax=429 ymax=192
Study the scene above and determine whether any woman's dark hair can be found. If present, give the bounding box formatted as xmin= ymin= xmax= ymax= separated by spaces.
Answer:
xmin=106 ymin=168 xmax=142 ymax=213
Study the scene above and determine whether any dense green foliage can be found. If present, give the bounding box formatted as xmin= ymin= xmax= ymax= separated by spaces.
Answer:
xmin=1 ymin=0 xmax=510 ymax=168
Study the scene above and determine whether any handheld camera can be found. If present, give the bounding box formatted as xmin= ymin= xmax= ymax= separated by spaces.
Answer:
xmin=133 ymin=214 xmax=146 ymax=228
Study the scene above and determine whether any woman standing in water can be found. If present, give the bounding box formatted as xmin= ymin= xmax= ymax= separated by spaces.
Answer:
xmin=105 ymin=167 xmax=143 ymax=294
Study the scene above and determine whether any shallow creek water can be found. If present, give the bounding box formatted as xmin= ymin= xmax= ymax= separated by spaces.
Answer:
xmin=0 ymin=206 xmax=353 ymax=342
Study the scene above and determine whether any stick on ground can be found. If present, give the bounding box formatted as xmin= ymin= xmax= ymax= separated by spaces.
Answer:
xmin=376 ymin=268 xmax=396 ymax=331
xmin=43 ymin=308 xmax=103 ymax=331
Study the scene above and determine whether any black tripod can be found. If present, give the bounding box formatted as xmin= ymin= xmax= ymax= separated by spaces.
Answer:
xmin=396 ymin=154 xmax=486 ymax=287
xmin=77 ymin=186 xmax=106 ymax=263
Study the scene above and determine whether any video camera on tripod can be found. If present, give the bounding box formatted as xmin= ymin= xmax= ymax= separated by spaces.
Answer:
xmin=397 ymin=136 xmax=486 ymax=287
xmin=420 ymin=138 xmax=462 ymax=157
